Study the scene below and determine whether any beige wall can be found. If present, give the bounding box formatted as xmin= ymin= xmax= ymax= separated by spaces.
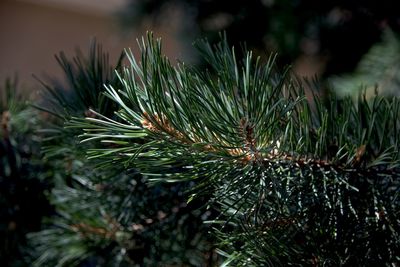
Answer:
xmin=0 ymin=0 xmax=182 ymax=91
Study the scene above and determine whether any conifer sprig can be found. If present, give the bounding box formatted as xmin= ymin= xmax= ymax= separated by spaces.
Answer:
xmin=72 ymin=33 xmax=400 ymax=179
xmin=70 ymin=33 xmax=400 ymax=265
xmin=31 ymin=39 xmax=214 ymax=266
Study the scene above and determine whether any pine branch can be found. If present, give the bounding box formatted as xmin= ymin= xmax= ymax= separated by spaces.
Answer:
xmin=72 ymin=34 xmax=400 ymax=178
xmin=30 ymin=39 xmax=215 ymax=266
xmin=71 ymin=33 xmax=400 ymax=265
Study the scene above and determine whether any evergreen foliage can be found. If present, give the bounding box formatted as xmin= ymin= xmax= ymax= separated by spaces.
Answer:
xmin=29 ymin=41 xmax=214 ymax=266
xmin=3 ymin=34 xmax=398 ymax=266
xmin=70 ymin=34 xmax=400 ymax=266
xmin=0 ymin=79 xmax=52 ymax=266
xmin=331 ymin=29 xmax=400 ymax=96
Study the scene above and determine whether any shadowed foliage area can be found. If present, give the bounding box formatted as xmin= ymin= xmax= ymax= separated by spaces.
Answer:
xmin=0 ymin=79 xmax=53 ymax=267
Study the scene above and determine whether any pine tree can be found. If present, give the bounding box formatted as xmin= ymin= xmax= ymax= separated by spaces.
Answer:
xmin=67 ymin=34 xmax=400 ymax=266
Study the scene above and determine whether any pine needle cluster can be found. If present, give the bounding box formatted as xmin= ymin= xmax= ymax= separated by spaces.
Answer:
xmin=29 ymin=41 xmax=214 ymax=266
xmin=70 ymin=34 xmax=400 ymax=266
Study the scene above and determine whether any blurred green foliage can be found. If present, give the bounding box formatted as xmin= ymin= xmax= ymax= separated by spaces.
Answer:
xmin=121 ymin=0 xmax=400 ymax=76
xmin=0 ymin=78 xmax=53 ymax=266
xmin=331 ymin=29 xmax=400 ymax=96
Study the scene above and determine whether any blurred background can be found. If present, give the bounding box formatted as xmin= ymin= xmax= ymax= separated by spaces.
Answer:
xmin=0 ymin=0 xmax=187 ymax=91
xmin=1 ymin=0 xmax=400 ymax=94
